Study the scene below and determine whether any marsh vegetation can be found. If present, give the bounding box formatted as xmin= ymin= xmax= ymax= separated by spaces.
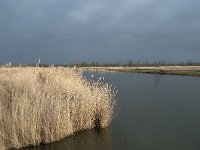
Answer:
xmin=0 ymin=67 xmax=116 ymax=149
xmin=83 ymin=66 xmax=200 ymax=76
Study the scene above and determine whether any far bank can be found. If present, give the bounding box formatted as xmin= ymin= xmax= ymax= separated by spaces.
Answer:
xmin=81 ymin=66 xmax=200 ymax=76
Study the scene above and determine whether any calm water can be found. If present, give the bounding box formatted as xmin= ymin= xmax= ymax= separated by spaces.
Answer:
xmin=23 ymin=72 xmax=200 ymax=150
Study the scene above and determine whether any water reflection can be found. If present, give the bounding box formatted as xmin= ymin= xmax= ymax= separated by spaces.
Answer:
xmin=153 ymin=74 xmax=164 ymax=86
xmin=21 ymin=129 xmax=113 ymax=150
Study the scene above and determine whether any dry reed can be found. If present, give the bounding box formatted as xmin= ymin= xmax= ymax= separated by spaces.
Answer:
xmin=0 ymin=67 xmax=116 ymax=149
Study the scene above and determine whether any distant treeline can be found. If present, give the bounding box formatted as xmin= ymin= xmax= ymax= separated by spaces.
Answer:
xmin=1 ymin=60 xmax=200 ymax=67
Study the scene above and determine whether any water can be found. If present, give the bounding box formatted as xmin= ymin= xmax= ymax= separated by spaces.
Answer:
xmin=23 ymin=72 xmax=200 ymax=150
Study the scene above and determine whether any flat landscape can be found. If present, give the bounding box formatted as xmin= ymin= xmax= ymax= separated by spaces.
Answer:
xmin=82 ymin=66 xmax=200 ymax=76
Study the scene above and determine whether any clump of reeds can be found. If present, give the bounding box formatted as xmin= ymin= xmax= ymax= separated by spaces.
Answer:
xmin=0 ymin=67 xmax=116 ymax=150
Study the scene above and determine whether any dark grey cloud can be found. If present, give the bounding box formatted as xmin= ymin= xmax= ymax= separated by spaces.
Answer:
xmin=0 ymin=0 xmax=200 ymax=64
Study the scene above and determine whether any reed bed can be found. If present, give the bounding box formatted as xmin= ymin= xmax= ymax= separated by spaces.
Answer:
xmin=0 ymin=67 xmax=116 ymax=149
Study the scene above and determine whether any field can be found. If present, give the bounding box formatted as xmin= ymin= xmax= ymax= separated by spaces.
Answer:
xmin=0 ymin=67 xmax=116 ymax=149
xmin=82 ymin=66 xmax=200 ymax=76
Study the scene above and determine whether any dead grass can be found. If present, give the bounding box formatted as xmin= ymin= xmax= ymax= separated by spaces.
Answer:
xmin=82 ymin=66 xmax=200 ymax=76
xmin=0 ymin=67 xmax=116 ymax=149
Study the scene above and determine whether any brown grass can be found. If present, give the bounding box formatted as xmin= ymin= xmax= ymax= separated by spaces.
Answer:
xmin=82 ymin=66 xmax=200 ymax=76
xmin=0 ymin=67 xmax=116 ymax=149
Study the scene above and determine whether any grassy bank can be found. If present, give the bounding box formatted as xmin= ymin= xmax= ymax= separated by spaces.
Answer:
xmin=0 ymin=67 xmax=116 ymax=149
xmin=82 ymin=66 xmax=200 ymax=76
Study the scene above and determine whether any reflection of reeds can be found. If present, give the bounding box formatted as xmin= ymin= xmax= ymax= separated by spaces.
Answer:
xmin=21 ymin=129 xmax=113 ymax=150
xmin=0 ymin=67 xmax=116 ymax=149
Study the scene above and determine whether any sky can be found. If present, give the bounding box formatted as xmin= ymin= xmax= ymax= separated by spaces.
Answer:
xmin=0 ymin=0 xmax=200 ymax=64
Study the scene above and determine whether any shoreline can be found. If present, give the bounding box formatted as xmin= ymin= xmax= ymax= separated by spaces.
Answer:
xmin=81 ymin=66 xmax=200 ymax=76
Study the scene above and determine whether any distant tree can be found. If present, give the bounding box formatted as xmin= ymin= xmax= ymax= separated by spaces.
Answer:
xmin=127 ymin=60 xmax=133 ymax=67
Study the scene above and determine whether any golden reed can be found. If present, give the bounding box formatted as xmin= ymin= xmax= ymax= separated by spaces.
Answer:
xmin=0 ymin=67 xmax=116 ymax=149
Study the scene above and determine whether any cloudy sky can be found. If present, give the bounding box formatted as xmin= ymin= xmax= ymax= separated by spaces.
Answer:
xmin=0 ymin=0 xmax=200 ymax=64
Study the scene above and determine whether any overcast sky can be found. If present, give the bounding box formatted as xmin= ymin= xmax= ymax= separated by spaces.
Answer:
xmin=0 ymin=0 xmax=200 ymax=64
